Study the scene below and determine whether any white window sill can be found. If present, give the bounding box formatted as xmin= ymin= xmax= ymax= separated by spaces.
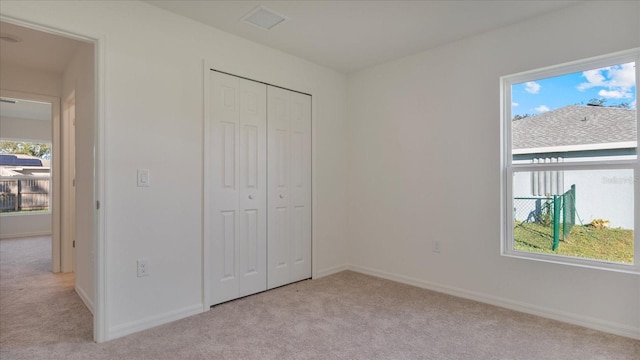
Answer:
xmin=501 ymin=250 xmax=640 ymax=275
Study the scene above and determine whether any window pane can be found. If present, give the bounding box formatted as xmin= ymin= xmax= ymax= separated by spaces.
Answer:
xmin=0 ymin=142 xmax=51 ymax=213
xmin=513 ymin=169 xmax=634 ymax=264
xmin=511 ymin=62 xmax=637 ymax=163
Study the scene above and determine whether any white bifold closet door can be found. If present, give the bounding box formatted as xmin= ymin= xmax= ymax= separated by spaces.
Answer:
xmin=267 ymin=86 xmax=311 ymax=289
xmin=207 ymin=70 xmax=311 ymax=306
xmin=208 ymin=71 xmax=267 ymax=306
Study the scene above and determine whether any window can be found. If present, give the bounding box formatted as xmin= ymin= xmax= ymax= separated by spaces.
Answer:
xmin=0 ymin=97 xmax=53 ymax=214
xmin=501 ymin=49 xmax=639 ymax=273
xmin=0 ymin=141 xmax=52 ymax=214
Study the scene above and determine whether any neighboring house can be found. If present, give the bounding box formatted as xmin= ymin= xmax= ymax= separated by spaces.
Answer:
xmin=0 ymin=153 xmax=50 ymax=177
xmin=512 ymin=105 xmax=636 ymax=229
xmin=0 ymin=154 xmax=50 ymax=212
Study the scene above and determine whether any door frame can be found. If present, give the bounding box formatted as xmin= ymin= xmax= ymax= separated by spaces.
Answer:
xmin=62 ymin=91 xmax=76 ymax=273
xmin=0 ymin=15 xmax=106 ymax=343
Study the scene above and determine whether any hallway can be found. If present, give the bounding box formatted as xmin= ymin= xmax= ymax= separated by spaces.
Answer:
xmin=0 ymin=236 xmax=92 ymax=349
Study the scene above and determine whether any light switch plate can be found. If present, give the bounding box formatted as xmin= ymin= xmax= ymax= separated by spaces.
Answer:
xmin=137 ymin=169 xmax=150 ymax=187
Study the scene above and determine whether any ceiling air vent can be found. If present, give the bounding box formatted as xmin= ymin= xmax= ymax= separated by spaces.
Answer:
xmin=241 ymin=5 xmax=287 ymax=31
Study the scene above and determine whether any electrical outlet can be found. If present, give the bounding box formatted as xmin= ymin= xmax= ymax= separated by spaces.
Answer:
xmin=137 ymin=258 xmax=149 ymax=277
xmin=432 ymin=240 xmax=441 ymax=253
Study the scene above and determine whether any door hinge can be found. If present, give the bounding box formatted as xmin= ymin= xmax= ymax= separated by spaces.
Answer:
xmin=96 ymin=200 xmax=100 ymax=210
xmin=73 ymin=240 xmax=76 ymax=248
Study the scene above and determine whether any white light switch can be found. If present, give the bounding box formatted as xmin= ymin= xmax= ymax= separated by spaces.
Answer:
xmin=137 ymin=169 xmax=150 ymax=187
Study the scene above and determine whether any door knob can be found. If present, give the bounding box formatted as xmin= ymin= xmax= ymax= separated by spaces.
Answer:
xmin=279 ymin=194 xmax=284 ymax=199
xmin=248 ymin=195 xmax=254 ymax=200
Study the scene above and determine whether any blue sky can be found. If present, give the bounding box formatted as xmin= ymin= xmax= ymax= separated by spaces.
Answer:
xmin=511 ymin=62 xmax=636 ymax=118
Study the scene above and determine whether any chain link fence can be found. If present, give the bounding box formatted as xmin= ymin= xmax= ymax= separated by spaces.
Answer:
xmin=513 ymin=197 xmax=556 ymax=250
xmin=513 ymin=185 xmax=575 ymax=251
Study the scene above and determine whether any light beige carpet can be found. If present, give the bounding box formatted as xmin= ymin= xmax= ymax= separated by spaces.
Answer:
xmin=1 ymin=236 xmax=638 ymax=359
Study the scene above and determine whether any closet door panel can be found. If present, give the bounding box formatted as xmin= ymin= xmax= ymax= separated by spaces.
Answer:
xmin=290 ymin=92 xmax=312 ymax=282
xmin=267 ymin=86 xmax=311 ymax=289
xmin=238 ymin=79 xmax=267 ymax=297
xmin=208 ymin=72 xmax=267 ymax=305
xmin=209 ymin=71 xmax=241 ymax=305
xmin=267 ymin=87 xmax=292 ymax=289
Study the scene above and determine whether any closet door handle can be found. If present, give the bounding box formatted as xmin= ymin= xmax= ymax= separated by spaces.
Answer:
xmin=248 ymin=195 xmax=254 ymax=200
xmin=279 ymin=194 xmax=285 ymax=199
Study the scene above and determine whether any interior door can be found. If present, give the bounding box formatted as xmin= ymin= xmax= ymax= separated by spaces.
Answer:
xmin=208 ymin=71 xmax=267 ymax=305
xmin=267 ymin=86 xmax=311 ymax=289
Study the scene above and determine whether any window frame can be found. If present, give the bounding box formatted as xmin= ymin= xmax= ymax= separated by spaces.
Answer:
xmin=500 ymin=49 xmax=640 ymax=274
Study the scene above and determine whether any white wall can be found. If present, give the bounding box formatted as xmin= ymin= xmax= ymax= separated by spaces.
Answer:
xmin=62 ymin=42 xmax=95 ymax=311
xmin=0 ymin=116 xmax=51 ymax=141
xmin=0 ymin=0 xmax=349 ymax=341
xmin=0 ymin=64 xmax=58 ymax=239
xmin=0 ymin=213 xmax=51 ymax=239
xmin=347 ymin=1 xmax=639 ymax=339
xmin=565 ymin=169 xmax=634 ymax=229
xmin=0 ymin=63 xmax=61 ymax=97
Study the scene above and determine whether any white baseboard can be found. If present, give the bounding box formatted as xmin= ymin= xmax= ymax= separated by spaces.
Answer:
xmin=314 ymin=264 xmax=349 ymax=279
xmin=108 ymin=304 xmax=203 ymax=341
xmin=75 ymin=285 xmax=94 ymax=315
xmin=0 ymin=231 xmax=52 ymax=240
xmin=348 ymin=264 xmax=640 ymax=340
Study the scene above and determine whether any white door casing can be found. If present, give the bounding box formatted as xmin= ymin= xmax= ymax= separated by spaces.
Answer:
xmin=207 ymin=71 xmax=267 ymax=305
xmin=62 ymin=93 xmax=76 ymax=274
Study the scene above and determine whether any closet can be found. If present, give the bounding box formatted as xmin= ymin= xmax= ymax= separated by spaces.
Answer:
xmin=206 ymin=70 xmax=311 ymax=306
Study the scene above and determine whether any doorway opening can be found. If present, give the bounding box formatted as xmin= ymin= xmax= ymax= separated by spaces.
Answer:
xmin=0 ymin=92 xmax=60 ymax=269
xmin=0 ymin=19 xmax=99 ymax=342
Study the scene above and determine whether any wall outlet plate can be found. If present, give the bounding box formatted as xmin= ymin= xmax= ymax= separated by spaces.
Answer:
xmin=137 ymin=258 xmax=149 ymax=277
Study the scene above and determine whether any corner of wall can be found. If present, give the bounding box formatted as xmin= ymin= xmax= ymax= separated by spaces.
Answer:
xmin=107 ymin=304 xmax=203 ymax=341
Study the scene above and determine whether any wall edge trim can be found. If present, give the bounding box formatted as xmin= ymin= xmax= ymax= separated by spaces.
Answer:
xmin=107 ymin=304 xmax=203 ymax=341
xmin=75 ymin=285 xmax=94 ymax=315
xmin=0 ymin=231 xmax=52 ymax=240
xmin=314 ymin=264 xmax=349 ymax=279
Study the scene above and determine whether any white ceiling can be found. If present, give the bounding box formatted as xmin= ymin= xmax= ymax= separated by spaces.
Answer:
xmin=145 ymin=0 xmax=582 ymax=73
xmin=0 ymin=21 xmax=82 ymax=74
xmin=0 ymin=98 xmax=51 ymax=121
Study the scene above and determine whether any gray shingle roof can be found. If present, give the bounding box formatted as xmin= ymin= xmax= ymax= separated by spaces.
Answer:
xmin=512 ymin=105 xmax=636 ymax=149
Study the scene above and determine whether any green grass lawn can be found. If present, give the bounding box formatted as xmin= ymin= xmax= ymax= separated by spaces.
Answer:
xmin=514 ymin=222 xmax=634 ymax=264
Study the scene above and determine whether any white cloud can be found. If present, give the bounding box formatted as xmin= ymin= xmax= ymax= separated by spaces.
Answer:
xmin=577 ymin=69 xmax=607 ymax=91
xmin=512 ymin=102 xmax=519 ymax=107
xmin=535 ymin=105 xmax=550 ymax=113
xmin=525 ymin=81 xmax=541 ymax=94
xmin=577 ymin=62 xmax=636 ymax=99
xmin=598 ymin=89 xmax=631 ymax=99
xmin=631 ymin=100 xmax=637 ymax=109
xmin=608 ymin=62 xmax=636 ymax=88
